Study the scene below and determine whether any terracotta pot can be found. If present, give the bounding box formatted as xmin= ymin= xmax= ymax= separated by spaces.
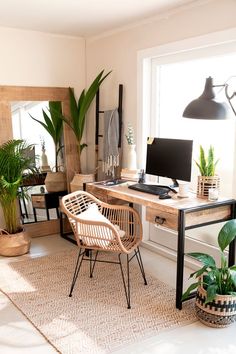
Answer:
xmin=0 ymin=229 xmax=31 ymax=257
xmin=195 ymin=284 xmax=236 ymax=328
xmin=45 ymin=171 xmax=67 ymax=192
xmin=70 ymin=173 xmax=95 ymax=192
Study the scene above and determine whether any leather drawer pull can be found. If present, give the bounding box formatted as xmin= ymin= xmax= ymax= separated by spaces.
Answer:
xmin=155 ymin=216 xmax=166 ymax=225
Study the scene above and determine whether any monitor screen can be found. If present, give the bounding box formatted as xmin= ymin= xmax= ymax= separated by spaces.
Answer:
xmin=146 ymin=137 xmax=193 ymax=182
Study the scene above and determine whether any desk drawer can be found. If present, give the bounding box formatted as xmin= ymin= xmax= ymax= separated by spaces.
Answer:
xmin=146 ymin=207 xmax=178 ymax=231
xmin=31 ymin=195 xmax=46 ymax=208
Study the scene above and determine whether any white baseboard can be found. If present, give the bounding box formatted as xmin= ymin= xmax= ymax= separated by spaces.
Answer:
xmin=141 ymin=234 xmax=225 ymax=270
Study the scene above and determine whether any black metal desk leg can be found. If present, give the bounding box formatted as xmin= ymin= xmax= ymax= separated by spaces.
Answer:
xmin=46 ymin=208 xmax=50 ymax=220
xmin=229 ymin=202 xmax=236 ymax=266
xmin=33 ymin=207 xmax=37 ymax=222
xmin=176 ymin=210 xmax=186 ymax=310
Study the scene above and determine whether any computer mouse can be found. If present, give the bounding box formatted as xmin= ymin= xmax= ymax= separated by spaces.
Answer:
xmin=159 ymin=193 xmax=172 ymax=199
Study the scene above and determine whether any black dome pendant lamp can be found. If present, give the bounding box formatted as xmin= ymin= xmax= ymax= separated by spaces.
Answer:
xmin=183 ymin=77 xmax=235 ymax=120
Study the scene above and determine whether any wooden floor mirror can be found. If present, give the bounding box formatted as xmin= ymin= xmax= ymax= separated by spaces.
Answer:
xmin=0 ymin=85 xmax=79 ymax=237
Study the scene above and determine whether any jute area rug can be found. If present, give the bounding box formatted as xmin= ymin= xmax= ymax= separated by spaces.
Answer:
xmin=0 ymin=249 xmax=196 ymax=353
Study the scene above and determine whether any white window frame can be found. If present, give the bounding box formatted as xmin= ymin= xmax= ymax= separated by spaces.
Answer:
xmin=137 ymin=27 xmax=236 ymax=259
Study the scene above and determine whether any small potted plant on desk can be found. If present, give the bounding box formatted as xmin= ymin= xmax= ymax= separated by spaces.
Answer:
xmin=0 ymin=139 xmax=36 ymax=256
xmin=196 ymin=145 xmax=219 ymax=198
xmin=182 ymin=219 xmax=236 ymax=327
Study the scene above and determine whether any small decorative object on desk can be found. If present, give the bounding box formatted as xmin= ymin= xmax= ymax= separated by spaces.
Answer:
xmin=195 ymin=145 xmax=220 ymax=199
xmin=125 ymin=124 xmax=137 ymax=170
xmin=138 ymin=169 xmax=145 ymax=183
xmin=208 ymin=187 xmax=219 ymax=201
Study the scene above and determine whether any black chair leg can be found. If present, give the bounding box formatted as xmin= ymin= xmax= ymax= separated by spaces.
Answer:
xmin=90 ymin=250 xmax=99 ymax=278
xmin=69 ymin=249 xmax=84 ymax=297
xmin=118 ymin=254 xmax=131 ymax=309
xmin=135 ymin=247 xmax=147 ymax=285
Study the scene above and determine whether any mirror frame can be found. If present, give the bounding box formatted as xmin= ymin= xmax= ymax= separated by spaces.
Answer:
xmin=0 ymin=85 xmax=79 ymax=237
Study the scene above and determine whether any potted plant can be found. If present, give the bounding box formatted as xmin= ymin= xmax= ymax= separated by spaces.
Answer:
xmin=195 ymin=145 xmax=220 ymax=198
xmin=0 ymin=139 xmax=36 ymax=256
xmin=182 ymin=219 xmax=236 ymax=327
xmin=61 ymin=70 xmax=111 ymax=191
xmin=30 ymin=101 xmax=67 ymax=192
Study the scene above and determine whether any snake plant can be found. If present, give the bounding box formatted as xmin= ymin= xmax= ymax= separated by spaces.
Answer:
xmin=195 ymin=145 xmax=219 ymax=176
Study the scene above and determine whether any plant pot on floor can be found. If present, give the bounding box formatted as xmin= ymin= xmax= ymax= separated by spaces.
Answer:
xmin=0 ymin=229 xmax=31 ymax=257
xmin=195 ymin=284 xmax=236 ymax=328
xmin=197 ymin=175 xmax=220 ymax=199
xmin=70 ymin=173 xmax=95 ymax=192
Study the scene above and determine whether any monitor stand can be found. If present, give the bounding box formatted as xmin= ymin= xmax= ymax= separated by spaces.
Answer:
xmin=170 ymin=179 xmax=179 ymax=188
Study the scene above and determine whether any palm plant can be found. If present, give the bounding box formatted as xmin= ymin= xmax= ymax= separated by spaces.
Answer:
xmin=0 ymin=140 xmax=36 ymax=234
xmin=62 ymin=70 xmax=111 ymax=173
xmin=195 ymin=145 xmax=219 ymax=176
xmin=182 ymin=219 xmax=236 ymax=304
xmin=30 ymin=101 xmax=63 ymax=172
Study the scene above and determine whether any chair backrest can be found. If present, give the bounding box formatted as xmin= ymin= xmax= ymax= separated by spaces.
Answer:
xmin=62 ymin=191 xmax=121 ymax=250
xmin=61 ymin=190 xmax=142 ymax=253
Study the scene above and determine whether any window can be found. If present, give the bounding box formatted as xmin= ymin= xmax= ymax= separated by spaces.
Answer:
xmin=137 ymin=29 xmax=236 ymax=253
xmin=151 ymin=52 xmax=236 ymax=197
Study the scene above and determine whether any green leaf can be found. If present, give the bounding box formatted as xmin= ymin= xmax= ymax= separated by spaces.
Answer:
xmin=187 ymin=252 xmax=216 ymax=268
xmin=189 ymin=266 xmax=208 ymax=279
xmin=218 ymin=219 xmax=236 ymax=252
xmin=230 ymin=269 xmax=236 ymax=288
xmin=205 ymin=284 xmax=218 ymax=304
xmin=182 ymin=281 xmax=199 ymax=300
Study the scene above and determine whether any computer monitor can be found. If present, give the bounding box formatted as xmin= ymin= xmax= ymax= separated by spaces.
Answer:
xmin=145 ymin=137 xmax=193 ymax=184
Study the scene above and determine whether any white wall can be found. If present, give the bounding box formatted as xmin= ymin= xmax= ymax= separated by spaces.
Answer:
xmin=0 ymin=26 xmax=85 ymax=90
xmin=0 ymin=27 xmax=86 ymax=228
xmin=85 ymin=0 xmax=236 ymax=171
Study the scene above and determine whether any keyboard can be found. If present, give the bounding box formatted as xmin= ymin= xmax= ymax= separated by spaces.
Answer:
xmin=128 ymin=183 xmax=177 ymax=196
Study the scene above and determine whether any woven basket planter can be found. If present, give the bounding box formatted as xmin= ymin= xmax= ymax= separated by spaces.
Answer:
xmin=195 ymin=284 xmax=236 ymax=328
xmin=70 ymin=173 xmax=95 ymax=192
xmin=0 ymin=229 xmax=31 ymax=257
xmin=197 ymin=175 xmax=220 ymax=199
xmin=45 ymin=171 xmax=67 ymax=192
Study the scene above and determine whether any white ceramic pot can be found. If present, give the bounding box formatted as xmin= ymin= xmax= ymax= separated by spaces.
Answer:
xmin=127 ymin=144 xmax=137 ymax=170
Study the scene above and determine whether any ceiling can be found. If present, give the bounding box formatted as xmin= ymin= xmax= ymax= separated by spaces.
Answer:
xmin=0 ymin=0 xmax=199 ymax=38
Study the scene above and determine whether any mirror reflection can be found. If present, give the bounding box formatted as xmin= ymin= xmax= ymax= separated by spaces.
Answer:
xmin=11 ymin=101 xmax=64 ymax=224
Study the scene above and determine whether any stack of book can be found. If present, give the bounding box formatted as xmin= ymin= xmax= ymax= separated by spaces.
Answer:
xmin=121 ymin=168 xmax=140 ymax=182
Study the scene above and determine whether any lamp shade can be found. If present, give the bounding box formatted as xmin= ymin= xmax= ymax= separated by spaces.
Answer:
xmin=183 ymin=77 xmax=229 ymax=120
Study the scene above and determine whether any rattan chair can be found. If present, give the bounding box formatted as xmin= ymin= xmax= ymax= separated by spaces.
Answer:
xmin=61 ymin=190 xmax=147 ymax=308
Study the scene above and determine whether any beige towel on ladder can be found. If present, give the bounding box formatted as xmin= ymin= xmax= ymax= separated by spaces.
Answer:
xmin=103 ymin=109 xmax=119 ymax=176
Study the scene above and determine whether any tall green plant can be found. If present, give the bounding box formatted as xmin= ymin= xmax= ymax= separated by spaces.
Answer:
xmin=62 ymin=70 xmax=111 ymax=173
xmin=182 ymin=220 xmax=236 ymax=304
xmin=0 ymin=140 xmax=36 ymax=234
xmin=195 ymin=145 xmax=219 ymax=176
xmin=30 ymin=101 xmax=63 ymax=172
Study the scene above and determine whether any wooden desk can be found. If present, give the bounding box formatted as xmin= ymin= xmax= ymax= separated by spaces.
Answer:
xmin=87 ymin=181 xmax=236 ymax=310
